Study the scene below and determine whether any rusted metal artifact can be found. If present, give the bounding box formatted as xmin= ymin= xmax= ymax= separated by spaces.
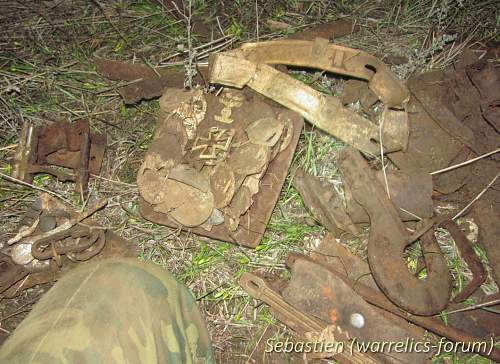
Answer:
xmin=0 ymin=195 xmax=137 ymax=297
xmin=138 ymin=88 xmax=303 ymax=248
xmin=338 ymin=148 xmax=451 ymax=316
xmin=209 ymin=38 xmax=409 ymax=155
xmin=283 ymin=256 xmax=432 ymax=364
xmin=294 ymin=250 xmax=500 ymax=361
xmin=293 ymin=167 xmax=434 ymax=235
xmin=438 ymin=219 xmax=487 ymax=303
xmin=292 ymin=167 xmax=359 ymax=236
xmin=11 ymin=120 xmax=106 ymax=200
xmin=240 ymin=272 xmax=380 ymax=364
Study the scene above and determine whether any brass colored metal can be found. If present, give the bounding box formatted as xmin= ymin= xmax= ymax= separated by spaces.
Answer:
xmin=209 ymin=38 xmax=410 ymax=154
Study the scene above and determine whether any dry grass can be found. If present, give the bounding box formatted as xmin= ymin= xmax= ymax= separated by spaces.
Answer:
xmin=0 ymin=0 xmax=498 ymax=362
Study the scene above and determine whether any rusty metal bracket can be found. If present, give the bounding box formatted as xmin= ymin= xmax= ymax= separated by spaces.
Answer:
xmin=209 ymin=38 xmax=409 ymax=155
xmin=12 ymin=120 xmax=106 ymax=200
xmin=338 ymin=148 xmax=451 ymax=316
xmin=31 ymin=227 xmax=105 ymax=262
xmin=438 ymin=219 xmax=487 ymax=303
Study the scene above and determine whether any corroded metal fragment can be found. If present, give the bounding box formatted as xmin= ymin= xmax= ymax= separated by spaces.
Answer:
xmin=209 ymin=38 xmax=410 ymax=154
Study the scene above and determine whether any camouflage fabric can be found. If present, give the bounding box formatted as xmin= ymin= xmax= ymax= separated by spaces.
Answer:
xmin=0 ymin=258 xmax=214 ymax=364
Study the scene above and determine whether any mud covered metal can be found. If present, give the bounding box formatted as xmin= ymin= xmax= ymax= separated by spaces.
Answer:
xmin=209 ymin=38 xmax=409 ymax=155
xmin=338 ymin=148 xmax=452 ymax=316
xmin=11 ymin=120 xmax=106 ymax=200
xmin=138 ymin=88 xmax=303 ymax=247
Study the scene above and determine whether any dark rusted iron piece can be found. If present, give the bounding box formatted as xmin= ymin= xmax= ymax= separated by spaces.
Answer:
xmin=388 ymin=74 xmax=471 ymax=195
xmin=290 ymin=252 xmax=500 ymax=362
xmin=283 ymin=255 xmax=431 ymax=364
xmin=138 ymin=89 xmax=303 ymax=248
xmin=292 ymin=168 xmax=358 ymax=236
xmin=12 ymin=120 xmax=106 ymax=201
xmin=474 ymin=198 xmax=500 ymax=288
xmin=94 ymin=58 xmax=209 ymax=104
xmin=293 ymin=167 xmax=434 ymax=236
xmin=209 ymin=38 xmax=410 ymax=155
xmin=466 ymin=60 xmax=500 ymax=133
xmin=438 ymin=219 xmax=487 ymax=303
xmin=288 ymin=19 xmax=359 ymax=41
xmin=77 ymin=129 xmax=91 ymax=198
xmin=240 ymin=272 xmax=380 ymax=364
xmin=338 ymin=148 xmax=451 ymax=316
xmin=1 ymin=195 xmax=135 ymax=297
xmin=408 ymin=70 xmax=480 ymax=154
xmin=31 ymin=227 xmax=104 ymax=261
xmin=1 ymin=229 xmax=135 ymax=299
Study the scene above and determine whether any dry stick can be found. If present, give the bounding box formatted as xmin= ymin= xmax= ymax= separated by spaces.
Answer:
xmin=171 ymin=0 xmax=194 ymax=88
xmin=430 ymin=148 xmax=500 ymax=175
xmin=7 ymin=217 xmax=39 ymax=245
xmin=90 ymin=173 xmax=137 ymax=187
xmin=159 ymin=35 xmax=232 ymax=63
xmin=0 ymin=172 xmax=75 ymax=207
xmin=245 ymin=324 xmax=268 ymax=364
xmin=186 ymin=0 xmax=194 ymax=88
xmin=379 ymin=110 xmax=391 ymax=199
xmin=442 ymin=295 xmax=500 ymax=316
xmin=255 ymin=0 xmax=259 ymax=41
xmin=0 ymin=144 xmax=17 ymax=151
xmin=0 ymin=297 xmax=39 ymax=322
xmin=452 ymin=172 xmax=500 ymax=220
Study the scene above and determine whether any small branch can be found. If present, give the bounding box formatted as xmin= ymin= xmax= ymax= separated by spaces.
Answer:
xmin=379 ymin=108 xmax=390 ymax=199
xmin=441 ymin=295 xmax=500 ymax=315
xmin=172 ymin=0 xmax=195 ymax=88
xmin=453 ymin=172 xmax=500 ymax=220
xmin=430 ymin=148 xmax=500 ymax=175
xmin=0 ymin=172 xmax=75 ymax=207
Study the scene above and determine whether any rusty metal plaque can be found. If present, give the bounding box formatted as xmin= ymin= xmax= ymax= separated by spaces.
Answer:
xmin=138 ymin=89 xmax=303 ymax=248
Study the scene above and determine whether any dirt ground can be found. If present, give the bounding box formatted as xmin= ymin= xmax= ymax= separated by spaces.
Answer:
xmin=0 ymin=0 xmax=498 ymax=363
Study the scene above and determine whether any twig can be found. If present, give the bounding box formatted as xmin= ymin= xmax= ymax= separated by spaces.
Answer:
xmin=7 ymin=217 xmax=40 ymax=245
xmin=216 ymin=16 xmax=225 ymax=37
xmin=441 ymin=295 xmax=500 ymax=315
xmin=453 ymin=172 xmax=500 ymax=220
xmin=90 ymin=173 xmax=137 ymax=187
xmin=379 ymin=108 xmax=391 ymax=199
xmin=172 ymin=0 xmax=195 ymax=88
xmin=245 ymin=325 xmax=269 ymax=364
xmin=430 ymin=148 xmax=500 ymax=175
xmin=0 ymin=172 xmax=75 ymax=207
xmin=255 ymin=0 xmax=259 ymax=41
xmin=400 ymin=207 xmax=422 ymax=221
xmin=0 ymin=144 xmax=17 ymax=151
xmin=0 ymin=297 xmax=38 ymax=322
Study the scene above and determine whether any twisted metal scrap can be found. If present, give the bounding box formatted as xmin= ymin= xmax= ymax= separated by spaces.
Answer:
xmin=209 ymin=38 xmax=409 ymax=155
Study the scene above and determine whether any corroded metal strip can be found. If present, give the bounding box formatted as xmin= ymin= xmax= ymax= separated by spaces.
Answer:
xmin=209 ymin=39 xmax=409 ymax=154
xmin=338 ymin=148 xmax=451 ymax=316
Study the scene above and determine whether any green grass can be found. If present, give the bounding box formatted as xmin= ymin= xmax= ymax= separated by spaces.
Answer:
xmin=1 ymin=0 xmax=498 ymax=362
